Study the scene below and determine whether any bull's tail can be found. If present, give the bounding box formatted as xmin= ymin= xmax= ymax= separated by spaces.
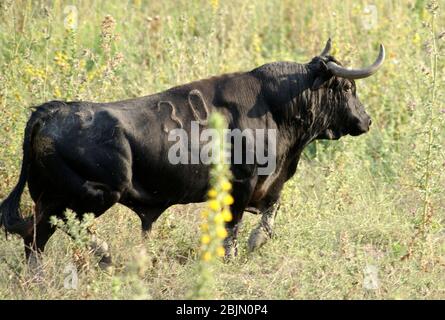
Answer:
xmin=0 ymin=105 xmax=48 ymax=238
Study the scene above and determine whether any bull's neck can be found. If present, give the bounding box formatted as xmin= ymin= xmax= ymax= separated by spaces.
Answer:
xmin=254 ymin=62 xmax=328 ymax=153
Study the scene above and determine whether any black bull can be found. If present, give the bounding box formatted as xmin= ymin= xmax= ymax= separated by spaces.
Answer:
xmin=0 ymin=40 xmax=384 ymax=266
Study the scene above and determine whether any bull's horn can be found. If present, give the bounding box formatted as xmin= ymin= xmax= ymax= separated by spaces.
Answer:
xmin=326 ymin=44 xmax=385 ymax=79
xmin=320 ymin=38 xmax=332 ymax=56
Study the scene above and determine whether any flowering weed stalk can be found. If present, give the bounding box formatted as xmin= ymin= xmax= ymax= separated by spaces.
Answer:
xmin=191 ymin=112 xmax=233 ymax=299
xmin=54 ymin=8 xmax=78 ymax=100
xmin=98 ymin=15 xmax=123 ymax=98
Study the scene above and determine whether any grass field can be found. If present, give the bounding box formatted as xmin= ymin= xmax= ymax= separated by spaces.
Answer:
xmin=0 ymin=0 xmax=444 ymax=299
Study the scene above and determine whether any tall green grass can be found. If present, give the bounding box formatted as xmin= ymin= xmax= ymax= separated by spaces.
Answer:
xmin=0 ymin=0 xmax=444 ymax=299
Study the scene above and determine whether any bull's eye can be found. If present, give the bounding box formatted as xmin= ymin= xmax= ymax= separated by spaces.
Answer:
xmin=344 ymin=83 xmax=352 ymax=92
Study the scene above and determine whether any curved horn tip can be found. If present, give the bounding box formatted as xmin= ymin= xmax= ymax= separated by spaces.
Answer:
xmin=320 ymin=38 xmax=332 ymax=56
xmin=379 ymin=44 xmax=385 ymax=59
xmin=326 ymin=38 xmax=332 ymax=48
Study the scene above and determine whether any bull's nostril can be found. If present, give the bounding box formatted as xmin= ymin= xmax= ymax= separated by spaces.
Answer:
xmin=368 ymin=119 xmax=372 ymax=127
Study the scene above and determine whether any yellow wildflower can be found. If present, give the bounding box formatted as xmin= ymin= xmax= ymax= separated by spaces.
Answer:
xmin=412 ymin=33 xmax=421 ymax=45
xmin=64 ymin=10 xmax=77 ymax=30
xmin=210 ymin=0 xmax=219 ymax=12
xmin=222 ymin=209 xmax=232 ymax=222
xmin=221 ymin=180 xmax=232 ymax=191
xmin=208 ymin=199 xmax=221 ymax=211
xmin=216 ymin=227 xmax=228 ymax=239
xmin=79 ymin=59 xmax=86 ymax=69
xmin=14 ymin=92 xmax=23 ymax=103
xmin=222 ymin=194 xmax=234 ymax=206
xmin=207 ymin=188 xmax=217 ymax=198
xmin=214 ymin=213 xmax=223 ymax=223
xmin=202 ymin=252 xmax=212 ymax=262
xmin=54 ymin=86 xmax=62 ymax=99
xmin=216 ymin=246 xmax=225 ymax=257
xmin=201 ymin=210 xmax=209 ymax=218
xmin=201 ymin=234 xmax=210 ymax=245
xmin=54 ymin=51 xmax=69 ymax=70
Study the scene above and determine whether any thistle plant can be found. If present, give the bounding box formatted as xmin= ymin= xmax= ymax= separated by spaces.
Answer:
xmin=50 ymin=211 xmax=95 ymax=270
xmin=191 ymin=112 xmax=233 ymax=299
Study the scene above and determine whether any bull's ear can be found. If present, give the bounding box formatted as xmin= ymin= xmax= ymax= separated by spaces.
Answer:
xmin=311 ymin=60 xmax=333 ymax=91
xmin=311 ymin=75 xmax=331 ymax=90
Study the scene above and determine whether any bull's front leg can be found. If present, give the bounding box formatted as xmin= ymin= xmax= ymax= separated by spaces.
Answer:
xmin=247 ymin=201 xmax=280 ymax=252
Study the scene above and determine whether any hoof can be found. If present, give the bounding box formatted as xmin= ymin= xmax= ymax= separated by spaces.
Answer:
xmin=98 ymin=256 xmax=113 ymax=274
xmin=223 ymin=238 xmax=238 ymax=261
xmin=99 ymin=262 xmax=114 ymax=275
xmin=247 ymin=226 xmax=271 ymax=252
xmin=90 ymin=235 xmax=113 ymax=273
xmin=223 ymin=248 xmax=238 ymax=261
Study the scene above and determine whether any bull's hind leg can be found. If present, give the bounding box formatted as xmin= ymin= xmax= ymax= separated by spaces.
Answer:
xmin=23 ymin=197 xmax=65 ymax=277
xmin=74 ymin=183 xmax=127 ymax=271
xmin=247 ymin=201 xmax=281 ymax=252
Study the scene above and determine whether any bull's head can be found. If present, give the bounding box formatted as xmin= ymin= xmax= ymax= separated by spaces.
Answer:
xmin=310 ymin=39 xmax=385 ymax=140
